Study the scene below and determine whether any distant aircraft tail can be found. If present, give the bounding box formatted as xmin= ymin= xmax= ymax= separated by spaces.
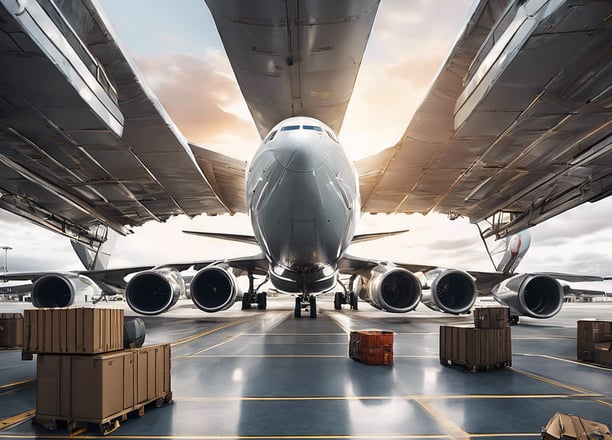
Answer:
xmin=485 ymin=230 xmax=532 ymax=275
xmin=70 ymin=225 xmax=118 ymax=270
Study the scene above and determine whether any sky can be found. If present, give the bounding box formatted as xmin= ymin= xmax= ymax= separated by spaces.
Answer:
xmin=1 ymin=0 xmax=611 ymax=289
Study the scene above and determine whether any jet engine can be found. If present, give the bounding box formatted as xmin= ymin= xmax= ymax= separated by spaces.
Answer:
xmin=356 ymin=265 xmax=421 ymax=313
xmin=421 ymin=269 xmax=477 ymax=314
xmin=125 ymin=267 xmax=184 ymax=315
xmin=491 ymin=273 xmax=564 ymax=319
xmin=190 ymin=264 xmax=241 ymax=313
xmin=31 ymin=274 xmax=92 ymax=308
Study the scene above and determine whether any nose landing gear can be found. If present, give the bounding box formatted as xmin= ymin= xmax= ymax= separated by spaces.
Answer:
xmin=294 ymin=294 xmax=317 ymax=319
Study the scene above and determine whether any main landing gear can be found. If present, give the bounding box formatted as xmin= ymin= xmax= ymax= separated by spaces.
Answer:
xmin=242 ymin=272 xmax=268 ymax=310
xmin=333 ymin=275 xmax=358 ymax=310
xmin=294 ymin=295 xmax=317 ymax=319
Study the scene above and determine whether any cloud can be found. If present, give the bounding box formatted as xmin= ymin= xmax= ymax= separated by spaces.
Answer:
xmin=135 ymin=50 xmax=260 ymax=160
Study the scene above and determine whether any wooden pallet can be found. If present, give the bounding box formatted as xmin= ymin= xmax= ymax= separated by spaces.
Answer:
xmin=34 ymin=392 xmax=172 ymax=435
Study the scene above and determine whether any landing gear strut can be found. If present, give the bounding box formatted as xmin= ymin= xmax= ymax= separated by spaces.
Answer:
xmin=242 ymin=272 xmax=268 ymax=310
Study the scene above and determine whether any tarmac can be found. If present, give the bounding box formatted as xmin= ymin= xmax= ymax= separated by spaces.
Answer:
xmin=0 ymin=297 xmax=610 ymax=439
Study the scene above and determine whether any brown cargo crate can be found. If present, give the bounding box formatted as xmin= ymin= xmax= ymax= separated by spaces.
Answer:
xmin=0 ymin=313 xmax=23 ymax=348
xmin=132 ymin=344 xmax=172 ymax=404
xmin=541 ymin=412 xmax=612 ymax=440
xmin=473 ymin=306 xmax=509 ymax=329
xmin=439 ymin=325 xmax=512 ymax=372
xmin=577 ymin=320 xmax=612 ymax=361
xmin=349 ymin=330 xmax=393 ymax=365
xmin=36 ymin=344 xmax=171 ymax=427
xmin=24 ymin=308 xmax=124 ymax=354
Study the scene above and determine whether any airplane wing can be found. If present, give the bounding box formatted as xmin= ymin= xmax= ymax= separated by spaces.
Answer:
xmin=357 ymin=1 xmax=612 ymax=238
xmin=0 ymin=0 xmax=246 ymax=246
xmin=205 ymin=0 xmax=380 ymax=138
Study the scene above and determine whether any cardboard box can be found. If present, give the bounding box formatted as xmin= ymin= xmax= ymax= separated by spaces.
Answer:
xmin=542 ymin=412 xmax=611 ymax=440
xmin=473 ymin=306 xmax=509 ymax=329
xmin=24 ymin=308 xmax=124 ymax=354
xmin=35 ymin=345 xmax=170 ymax=424
xmin=577 ymin=320 xmax=612 ymax=361
xmin=36 ymin=354 xmax=71 ymax=417
xmin=440 ymin=325 xmax=512 ymax=372
xmin=133 ymin=344 xmax=171 ymax=403
xmin=0 ymin=313 xmax=23 ymax=347
xmin=71 ymin=350 xmax=135 ymax=420
xmin=349 ymin=330 xmax=393 ymax=365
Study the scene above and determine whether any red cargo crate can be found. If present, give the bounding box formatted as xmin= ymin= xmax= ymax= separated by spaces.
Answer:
xmin=349 ymin=330 xmax=393 ymax=365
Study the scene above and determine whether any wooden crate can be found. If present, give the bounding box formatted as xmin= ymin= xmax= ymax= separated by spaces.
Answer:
xmin=440 ymin=325 xmax=511 ymax=372
xmin=473 ymin=306 xmax=509 ymax=329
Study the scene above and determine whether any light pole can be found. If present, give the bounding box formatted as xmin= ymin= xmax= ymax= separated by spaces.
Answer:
xmin=1 ymin=246 xmax=12 ymax=273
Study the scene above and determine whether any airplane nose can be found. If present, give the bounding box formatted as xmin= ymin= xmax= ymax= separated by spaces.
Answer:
xmin=273 ymin=139 xmax=328 ymax=172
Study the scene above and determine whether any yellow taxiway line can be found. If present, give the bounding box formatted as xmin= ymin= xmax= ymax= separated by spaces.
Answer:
xmin=0 ymin=409 xmax=35 ymax=430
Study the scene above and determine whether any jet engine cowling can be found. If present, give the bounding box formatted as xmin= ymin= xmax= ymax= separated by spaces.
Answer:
xmin=492 ymin=273 xmax=564 ymax=319
xmin=190 ymin=264 xmax=241 ymax=313
xmin=125 ymin=268 xmax=184 ymax=316
xmin=356 ymin=265 xmax=421 ymax=313
xmin=32 ymin=274 xmax=92 ymax=308
xmin=421 ymin=269 xmax=477 ymax=314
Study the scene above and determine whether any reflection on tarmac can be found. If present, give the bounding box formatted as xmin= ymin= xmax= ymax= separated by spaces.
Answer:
xmin=0 ymin=297 xmax=610 ymax=438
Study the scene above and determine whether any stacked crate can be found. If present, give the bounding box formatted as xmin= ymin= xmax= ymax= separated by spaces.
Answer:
xmin=577 ymin=319 xmax=612 ymax=367
xmin=349 ymin=330 xmax=393 ymax=365
xmin=542 ymin=412 xmax=612 ymax=440
xmin=0 ymin=312 xmax=23 ymax=348
xmin=23 ymin=308 xmax=171 ymax=434
xmin=440 ymin=306 xmax=512 ymax=372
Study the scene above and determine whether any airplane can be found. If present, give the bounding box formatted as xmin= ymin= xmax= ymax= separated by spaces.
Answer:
xmin=0 ymin=0 xmax=610 ymax=323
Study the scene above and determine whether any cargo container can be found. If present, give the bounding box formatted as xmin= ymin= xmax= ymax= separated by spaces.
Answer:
xmin=0 ymin=312 xmax=23 ymax=348
xmin=349 ymin=330 xmax=393 ymax=365
xmin=34 ymin=344 xmax=171 ymax=434
xmin=593 ymin=342 xmax=612 ymax=367
xmin=473 ymin=306 xmax=509 ymax=329
xmin=439 ymin=325 xmax=511 ymax=372
xmin=541 ymin=412 xmax=611 ymax=440
xmin=24 ymin=308 xmax=124 ymax=355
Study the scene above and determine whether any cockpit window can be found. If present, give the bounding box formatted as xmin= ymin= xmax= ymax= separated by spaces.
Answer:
xmin=265 ymin=130 xmax=277 ymax=142
xmin=280 ymin=125 xmax=300 ymax=131
xmin=303 ymin=125 xmax=322 ymax=132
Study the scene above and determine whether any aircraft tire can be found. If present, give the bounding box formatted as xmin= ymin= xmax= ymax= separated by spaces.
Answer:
xmin=334 ymin=292 xmax=342 ymax=310
xmin=294 ymin=297 xmax=302 ymax=318
xmin=350 ymin=291 xmax=358 ymax=310
xmin=257 ymin=292 xmax=267 ymax=310
xmin=242 ymin=294 xmax=251 ymax=310
xmin=309 ymin=296 xmax=317 ymax=319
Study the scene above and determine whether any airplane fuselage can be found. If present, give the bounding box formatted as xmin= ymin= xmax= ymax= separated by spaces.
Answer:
xmin=246 ymin=117 xmax=359 ymax=294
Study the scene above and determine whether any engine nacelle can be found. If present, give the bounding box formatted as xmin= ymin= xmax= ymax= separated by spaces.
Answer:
xmin=356 ymin=265 xmax=421 ymax=313
xmin=32 ymin=274 xmax=92 ymax=308
xmin=421 ymin=268 xmax=477 ymax=314
xmin=190 ymin=264 xmax=241 ymax=313
xmin=125 ymin=268 xmax=184 ymax=315
xmin=492 ymin=273 xmax=563 ymax=319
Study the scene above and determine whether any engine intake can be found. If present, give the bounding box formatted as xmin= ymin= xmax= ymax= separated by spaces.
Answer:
xmin=190 ymin=265 xmax=240 ymax=312
xmin=421 ymin=269 xmax=477 ymax=314
xmin=492 ymin=273 xmax=563 ymax=319
xmin=32 ymin=274 xmax=89 ymax=308
xmin=126 ymin=268 xmax=184 ymax=315
xmin=357 ymin=265 xmax=421 ymax=313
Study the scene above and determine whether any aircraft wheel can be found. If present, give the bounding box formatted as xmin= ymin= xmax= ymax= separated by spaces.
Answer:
xmin=257 ymin=292 xmax=267 ymax=310
xmin=242 ymin=294 xmax=251 ymax=310
xmin=294 ymin=297 xmax=302 ymax=318
xmin=510 ymin=315 xmax=519 ymax=325
xmin=334 ymin=292 xmax=342 ymax=310
xmin=309 ymin=296 xmax=317 ymax=319
xmin=350 ymin=291 xmax=358 ymax=310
